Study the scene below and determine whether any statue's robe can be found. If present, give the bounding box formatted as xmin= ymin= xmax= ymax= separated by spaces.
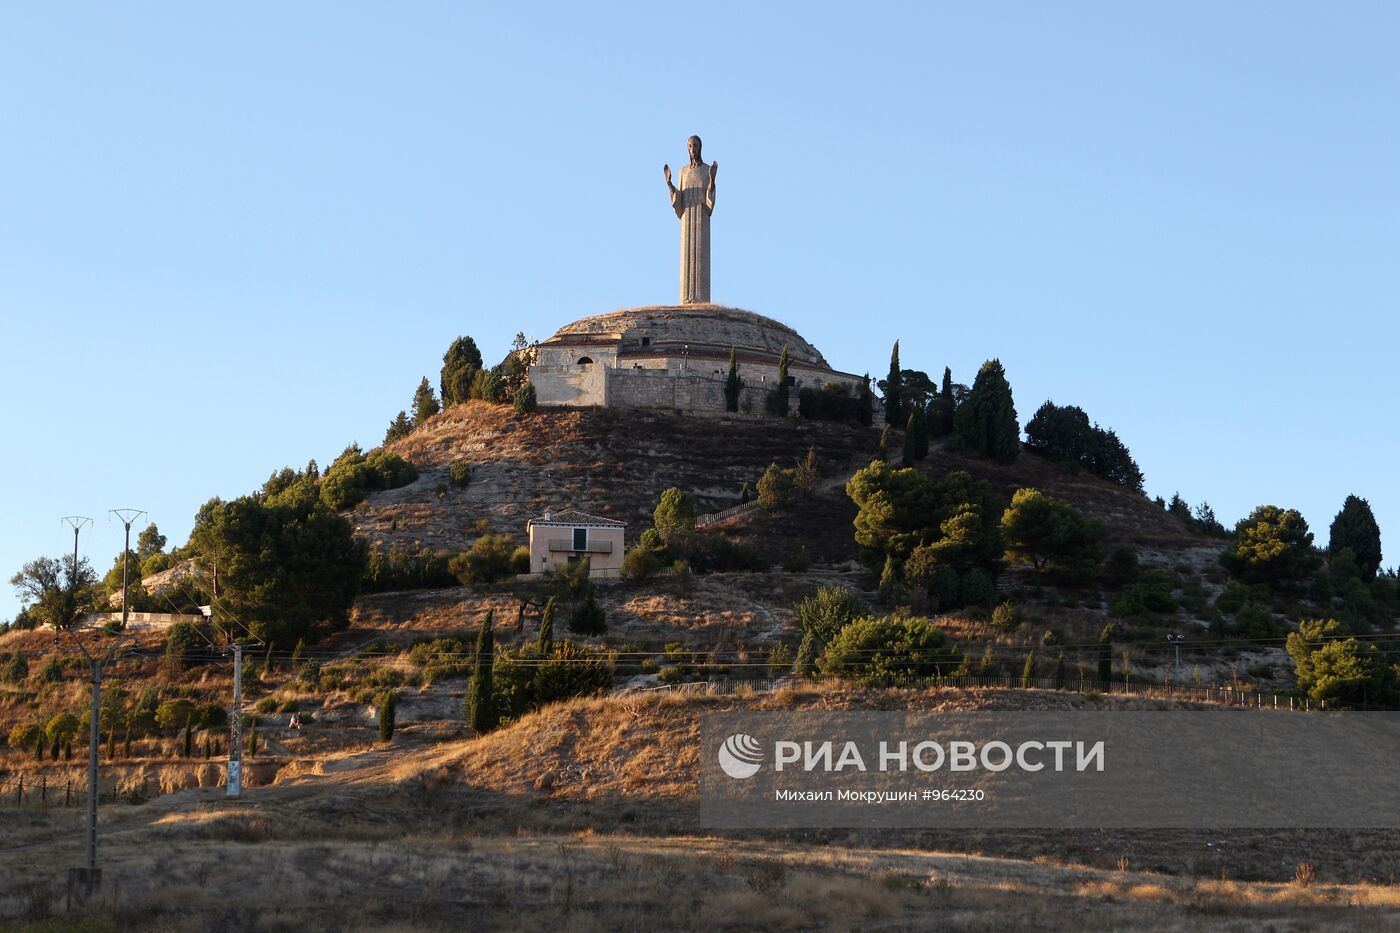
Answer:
xmin=671 ymin=162 xmax=714 ymax=303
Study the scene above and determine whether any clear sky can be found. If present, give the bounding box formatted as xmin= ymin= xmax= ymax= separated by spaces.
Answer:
xmin=2 ymin=3 xmax=1396 ymax=621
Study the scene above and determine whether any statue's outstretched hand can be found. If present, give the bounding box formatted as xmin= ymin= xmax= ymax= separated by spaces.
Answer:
xmin=663 ymin=164 xmax=673 ymax=186
xmin=709 ymin=161 xmax=718 ymax=182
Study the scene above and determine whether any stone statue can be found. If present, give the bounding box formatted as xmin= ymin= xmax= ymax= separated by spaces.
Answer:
xmin=664 ymin=135 xmax=717 ymax=304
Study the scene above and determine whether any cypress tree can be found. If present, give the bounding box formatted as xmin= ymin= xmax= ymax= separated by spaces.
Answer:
xmin=776 ymin=345 xmax=791 ymax=417
xmin=35 ymin=732 xmax=44 ymax=760
xmin=248 ymin=717 xmax=257 ymax=758
xmin=954 ymin=359 xmax=1019 ymax=464
xmin=440 ymin=335 xmax=484 ymax=406
xmin=1021 ymin=650 xmax=1037 ymax=689
xmin=107 ymin=728 xmax=116 ymax=760
xmin=857 ymin=373 xmax=874 ymax=426
xmin=378 ymin=691 xmax=397 ymax=743
xmin=467 ymin=610 xmax=498 ymax=733
xmin=1329 ymin=495 xmax=1383 ymax=579
xmin=183 ymin=722 xmax=193 ymax=758
xmin=740 ymin=482 xmax=751 ymax=504
xmin=1054 ymin=650 xmax=1067 ymax=689
xmin=1098 ymin=624 xmax=1115 ymax=685
xmin=723 ymin=346 xmax=743 ymax=412
xmin=902 ymin=413 xmax=919 ymax=467
xmin=537 ymin=597 xmax=556 ymax=653
xmin=884 ymin=341 xmax=904 ymax=428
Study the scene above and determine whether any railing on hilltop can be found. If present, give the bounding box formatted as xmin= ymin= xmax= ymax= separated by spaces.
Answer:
xmin=696 ymin=500 xmax=763 ymax=528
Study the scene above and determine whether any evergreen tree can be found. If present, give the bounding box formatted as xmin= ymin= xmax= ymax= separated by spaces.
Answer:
xmin=954 ymin=359 xmax=1019 ymax=464
xmin=248 ymin=717 xmax=257 ymax=757
xmin=932 ymin=367 xmax=956 ymax=437
xmin=467 ymin=610 xmax=498 ymax=733
xmin=440 ymin=336 xmax=484 ymax=407
xmin=877 ymin=553 xmax=899 ymax=603
xmin=183 ymin=722 xmax=192 ymax=758
xmin=1021 ymin=650 xmax=1037 ymax=689
xmin=378 ymin=690 xmax=397 ymax=743
xmin=512 ymin=382 xmax=537 ymax=413
xmin=1329 ymin=495 xmax=1382 ymax=579
xmin=653 ymin=487 xmax=697 ymax=540
xmin=1097 ymin=624 xmax=1115 ymax=685
xmin=883 ymin=341 xmax=904 ymax=428
xmin=739 ymin=482 xmax=752 ymax=504
xmin=384 ymin=411 xmax=412 ymax=445
xmin=776 ymin=345 xmax=791 ymax=417
xmin=1053 ymin=650 xmax=1067 ymax=689
xmin=877 ymin=424 xmax=891 ymax=460
xmin=411 ymin=377 xmax=441 ymax=426
xmin=568 ymin=586 xmax=608 ymax=636
xmin=794 ymin=447 xmax=819 ymax=498
xmin=537 ymin=596 xmax=556 ymax=653
xmin=723 ymin=346 xmax=743 ymax=412
xmin=901 ymin=413 xmax=919 ymax=467
xmin=857 ymin=373 xmax=874 ymax=426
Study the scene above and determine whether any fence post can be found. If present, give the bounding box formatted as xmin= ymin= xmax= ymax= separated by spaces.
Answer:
xmin=16 ymin=775 xmax=22 ymax=807
xmin=40 ymin=776 xmax=47 ymax=805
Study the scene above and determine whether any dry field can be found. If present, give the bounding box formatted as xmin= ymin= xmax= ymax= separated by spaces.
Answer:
xmin=4 ymin=685 xmax=1399 ymax=931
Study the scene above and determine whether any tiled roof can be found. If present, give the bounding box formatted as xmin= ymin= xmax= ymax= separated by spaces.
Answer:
xmin=529 ymin=508 xmax=626 ymax=527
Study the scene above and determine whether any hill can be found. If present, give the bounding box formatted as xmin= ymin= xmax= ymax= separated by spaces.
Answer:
xmin=4 ymin=685 xmax=1397 ymax=931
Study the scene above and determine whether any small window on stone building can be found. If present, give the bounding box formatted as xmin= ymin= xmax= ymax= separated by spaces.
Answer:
xmin=577 ymin=357 xmax=594 ymax=366
xmin=641 ymin=336 xmax=651 ymax=347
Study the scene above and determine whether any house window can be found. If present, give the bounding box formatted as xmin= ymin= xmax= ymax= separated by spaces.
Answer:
xmin=641 ymin=336 xmax=651 ymax=347
xmin=573 ymin=527 xmax=587 ymax=551
xmin=577 ymin=357 xmax=594 ymax=366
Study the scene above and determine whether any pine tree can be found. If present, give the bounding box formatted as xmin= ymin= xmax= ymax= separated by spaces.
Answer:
xmin=884 ymin=341 xmax=904 ymax=428
xmin=537 ymin=596 xmax=556 ymax=653
xmin=384 ymin=410 xmax=412 ymax=444
xmin=723 ymin=346 xmax=743 ymax=412
xmin=776 ymin=345 xmax=791 ymax=417
xmin=411 ymin=377 xmax=441 ymax=426
xmin=1021 ymin=650 xmax=1037 ymax=688
xmin=568 ymin=586 xmax=608 ymax=636
xmin=467 ymin=610 xmax=498 ymax=733
xmin=512 ymin=382 xmax=537 ymax=413
xmin=1329 ymin=494 xmax=1383 ymax=579
xmin=378 ymin=691 xmax=397 ymax=743
xmin=954 ymin=359 xmax=1019 ymax=464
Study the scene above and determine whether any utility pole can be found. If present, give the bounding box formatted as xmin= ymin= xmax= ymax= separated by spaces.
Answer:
xmin=228 ymin=643 xmax=243 ymax=798
xmin=59 ymin=631 xmax=128 ymax=900
xmin=108 ymin=509 xmax=146 ymax=630
xmin=1167 ymin=634 xmax=1185 ymax=684
xmin=61 ymin=516 xmax=92 ymax=579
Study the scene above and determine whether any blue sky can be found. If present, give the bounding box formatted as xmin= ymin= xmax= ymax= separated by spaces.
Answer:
xmin=2 ymin=3 xmax=1396 ymax=620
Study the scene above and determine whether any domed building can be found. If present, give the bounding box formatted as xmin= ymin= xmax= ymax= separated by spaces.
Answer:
xmin=528 ymin=303 xmax=869 ymax=414
xmin=526 ymin=136 xmax=872 ymax=418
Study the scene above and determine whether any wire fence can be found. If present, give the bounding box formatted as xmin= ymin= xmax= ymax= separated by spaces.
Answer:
xmin=0 ymin=774 xmax=95 ymax=810
xmin=633 ymin=674 xmax=1331 ymax=711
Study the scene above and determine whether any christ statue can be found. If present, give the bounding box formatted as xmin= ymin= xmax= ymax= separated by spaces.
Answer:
xmin=664 ymin=135 xmax=717 ymax=304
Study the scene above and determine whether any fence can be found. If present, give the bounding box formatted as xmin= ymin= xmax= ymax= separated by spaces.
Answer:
xmin=627 ymin=675 xmax=1329 ymax=710
xmin=0 ymin=774 xmax=91 ymax=809
xmin=695 ymin=500 xmax=763 ymax=528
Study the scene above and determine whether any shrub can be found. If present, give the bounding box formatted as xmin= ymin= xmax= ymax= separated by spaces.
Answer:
xmin=819 ymin=615 xmax=960 ymax=685
xmin=653 ymin=488 xmax=697 ymax=540
xmin=757 ymin=462 xmax=793 ymax=510
xmin=568 ymin=588 xmax=607 ymax=636
xmin=493 ymin=641 xmax=613 ymax=717
xmin=621 ymin=546 xmax=664 ymax=582
xmin=37 ymin=656 xmax=64 ymax=683
xmin=1103 ymin=545 xmax=1141 ymax=586
xmin=663 ymin=532 xmax=769 ymax=574
xmin=959 ymin=568 xmax=997 ymax=608
xmin=378 ymin=691 xmax=397 ymax=742
xmin=782 ymin=546 xmax=812 ymax=573
xmin=1 ymin=652 xmax=28 ymax=684
xmin=450 ymin=461 xmax=472 ymax=487
xmin=7 ymin=722 xmax=43 ymax=751
xmin=767 ymin=643 xmax=794 ymax=677
xmin=362 ymin=544 xmax=456 ymax=593
xmin=512 ymin=382 xmax=538 ymax=413
xmin=794 ymin=586 xmax=865 ymax=675
xmin=155 ymin=699 xmax=197 ymax=734
xmin=450 ymin=534 xmax=522 ymax=585
xmin=990 ymin=600 xmax=1018 ymax=630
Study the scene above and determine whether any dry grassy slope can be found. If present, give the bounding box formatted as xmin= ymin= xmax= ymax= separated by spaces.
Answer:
xmin=356 ymin=401 xmax=1207 ymax=563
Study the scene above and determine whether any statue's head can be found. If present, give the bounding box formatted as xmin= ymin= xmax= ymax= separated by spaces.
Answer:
xmin=687 ymin=135 xmax=703 ymax=164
